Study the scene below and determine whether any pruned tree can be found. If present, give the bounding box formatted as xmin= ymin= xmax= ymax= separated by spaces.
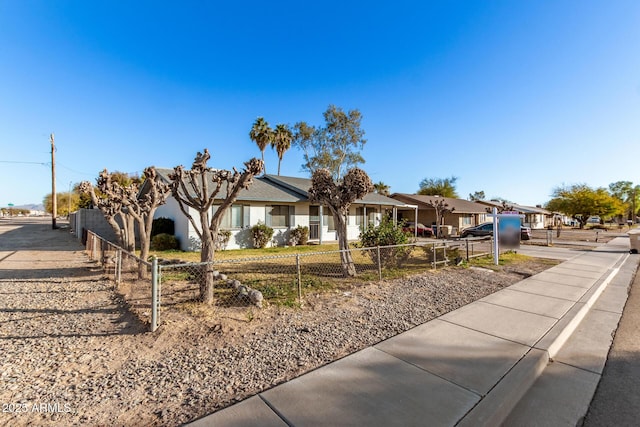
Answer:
xmin=79 ymin=170 xmax=137 ymax=252
xmin=426 ymin=198 xmax=455 ymax=238
xmin=124 ymin=167 xmax=170 ymax=276
xmin=293 ymin=105 xmax=366 ymax=181
xmin=167 ymin=149 xmax=264 ymax=304
xmin=308 ymin=167 xmax=373 ymax=277
xmin=249 ymin=117 xmax=273 ymax=174
xmin=272 ymin=123 xmax=292 ymax=176
xmin=486 ymin=200 xmax=514 ymax=214
xmin=418 ymin=176 xmax=459 ymax=198
xmin=81 ymin=168 xmax=169 ymax=277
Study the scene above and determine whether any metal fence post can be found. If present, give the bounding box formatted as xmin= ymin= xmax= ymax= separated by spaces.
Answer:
xmin=151 ymin=256 xmax=159 ymax=332
xmin=376 ymin=246 xmax=382 ymax=280
xmin=116 ymin=249 xmax=122 ymax=286
xmin=465 ymin=239 xmax=469 ymax=261
xmin=296 ymin=254 xmax=302 ymax=305
xmin=432 ymin=243 xmax=436 ymax=269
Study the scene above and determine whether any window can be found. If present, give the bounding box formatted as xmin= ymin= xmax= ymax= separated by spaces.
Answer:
xmin=215 ymin=205 xmax=245 ymax=229
xmin=368 ymin=208 xmax=378 ymax=225
xmin=355 ymin=207 xmax=378 ymax=226
xmin=355 ymin=207 xmax=364 ymax=225
xmin=266 ymin=205 xmax=292 ymax=227
xmin=324 ymin=212 xmax=336 ymax=231
xmin=462 ymin=216 xmax=472 ymax=226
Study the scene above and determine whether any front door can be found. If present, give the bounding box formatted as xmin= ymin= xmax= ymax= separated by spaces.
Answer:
xmin=309 ymin=206 xmax=320 ymax=240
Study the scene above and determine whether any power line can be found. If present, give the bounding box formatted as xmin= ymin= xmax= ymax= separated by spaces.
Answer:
xmin=0 ymin=160 xmax=49 ymax=165
xmin=56 ymin=162 xmax=95 ymax=176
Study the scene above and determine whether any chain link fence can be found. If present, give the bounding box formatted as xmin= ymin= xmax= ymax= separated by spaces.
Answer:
xmin=85 ymin=231 xmax=155 ymax=328
xmin=85 ymin=230 xmax=496 ymax=331
xmin=157 ymin=237 xmax=496 ymax=312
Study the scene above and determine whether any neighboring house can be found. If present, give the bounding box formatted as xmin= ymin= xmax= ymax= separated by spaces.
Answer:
xmin=390 ymin=194 xmax=489 ymax=235
xmin=475 ymin=200 xmax=553 ymax=229
xmin=150 ymin=171 xmax=417 ymax=251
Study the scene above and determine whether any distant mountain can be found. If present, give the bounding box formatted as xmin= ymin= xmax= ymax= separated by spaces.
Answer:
xmin=13 ymin=204 xmax=45 ymax=211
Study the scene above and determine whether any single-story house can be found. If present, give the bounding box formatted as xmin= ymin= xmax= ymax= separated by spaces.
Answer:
xmin=390 ymin=194 xmax=489 ymax=236
xmin=475 ymin=200 xmax=553 ymax=229
xmin=150 ymin=171 xmax=417 ymax=251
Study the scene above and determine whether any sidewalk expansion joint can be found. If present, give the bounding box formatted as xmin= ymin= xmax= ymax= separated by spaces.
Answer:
xmin=258 ymin=394 xmax=295 ymax=427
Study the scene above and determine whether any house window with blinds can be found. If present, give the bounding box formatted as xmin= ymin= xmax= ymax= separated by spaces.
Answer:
xmin=266 ymin=205 xmax=294 ymax=228
xmin=213 ymin=205 xmax=246 ymax=229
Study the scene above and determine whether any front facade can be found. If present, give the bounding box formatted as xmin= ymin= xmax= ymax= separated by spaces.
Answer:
xmin=391 ymin=193 xmax=489 ymax=235
xmin=476 ymin=200 xmax=553 ymax=229
xmin=153 ymin=172 xmax=415 ymax=251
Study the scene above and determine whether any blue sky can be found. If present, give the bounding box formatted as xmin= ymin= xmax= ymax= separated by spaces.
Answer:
xmin=1 ymin=1 xmax=639 ymax=207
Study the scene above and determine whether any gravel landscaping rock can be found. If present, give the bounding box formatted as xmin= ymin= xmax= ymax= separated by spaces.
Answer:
xmin=0 ymin=218 xmax=556 ymax=426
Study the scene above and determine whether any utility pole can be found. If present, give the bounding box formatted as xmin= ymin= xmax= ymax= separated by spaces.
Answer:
xmin=50 ymin=133 xmax=58 ymax=229
xmin=633 ymin=188 xmax=637 ymax=225
xmin=68 ymin=181 xmax=72 ymax=218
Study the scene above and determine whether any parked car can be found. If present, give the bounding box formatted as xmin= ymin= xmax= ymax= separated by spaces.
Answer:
xmin=402 ymin=222 xmax=433 ymax=237
xmin=460 ymin=222 xmax=531 ymax=240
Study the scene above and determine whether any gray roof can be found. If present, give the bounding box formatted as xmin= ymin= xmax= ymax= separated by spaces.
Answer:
xmin=391 ymin=194 xmax=488 ymax=214
xmin=154 ymin=168 xmax=304 ymax=203
xmin=264 ymin=175 xmax=409 ymax=207
xmin=152 ymin=169 xmax=408 ymax=206
xmin=476 ymin=200 xmax=552 ymax=215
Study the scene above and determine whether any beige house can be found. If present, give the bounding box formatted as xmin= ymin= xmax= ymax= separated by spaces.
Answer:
xmin=475 ymin=200 xmax=553 ymax=229
xmin=391 ymin=194 xmax=490 ymax=236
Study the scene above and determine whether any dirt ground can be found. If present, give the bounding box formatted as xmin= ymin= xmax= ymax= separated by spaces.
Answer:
xmin=1 ymin=217 xmax=561 ymax=426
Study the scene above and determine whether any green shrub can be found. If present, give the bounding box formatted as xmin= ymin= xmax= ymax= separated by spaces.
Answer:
xmin=151 ymin=217 xmax=175 ymax=237
xmin=251 ymin=221 xmax=274 ymax=249
xmin=359 ymin=217 xmax=413 ymax=268
xmin=289 ymin=225 xmax=309 ymax=246
xmin=151 ymin=233 xmax=180 ymax=251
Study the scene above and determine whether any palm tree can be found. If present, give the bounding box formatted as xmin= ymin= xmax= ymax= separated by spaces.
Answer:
xmin=373 ymin=181 xmax=390 ymax=196
xmin=249 ymin=117 xmax=273 ymax=174
xmin=272 ymin=123 xmax=292 ymax=176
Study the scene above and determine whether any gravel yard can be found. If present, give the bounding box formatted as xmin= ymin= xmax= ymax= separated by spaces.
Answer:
xmin=0 ymin=218 xmax=557 ymax=426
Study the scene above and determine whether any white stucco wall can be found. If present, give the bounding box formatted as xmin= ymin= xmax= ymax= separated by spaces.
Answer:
xmin=155 ymin=197 xmax=397 ymax=251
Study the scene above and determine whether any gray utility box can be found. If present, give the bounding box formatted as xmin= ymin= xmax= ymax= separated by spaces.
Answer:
xmin=628 ymin=229 xmax=640 ymax=254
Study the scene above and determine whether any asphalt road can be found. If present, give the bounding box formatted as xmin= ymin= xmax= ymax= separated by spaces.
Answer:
xmin=582 ymin=256 xmax=640 ymax=426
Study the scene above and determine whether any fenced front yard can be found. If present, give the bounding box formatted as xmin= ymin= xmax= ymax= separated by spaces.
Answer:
xmin=85 ymin=230 xmax=497 ymax=331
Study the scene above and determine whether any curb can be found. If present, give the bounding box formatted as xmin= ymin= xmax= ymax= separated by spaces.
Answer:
xmin=457 ymin=252 xmax=631 ymax=427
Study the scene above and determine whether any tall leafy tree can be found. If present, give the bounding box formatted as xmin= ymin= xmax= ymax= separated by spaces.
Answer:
xmin=418 ymin=176 xmax=459 ymax=198
xmin=373 ymin=181 xmax=390 ymax=196
xmin=249 ymin=117 xmax=273 ymax=174
xmin=608 ymin=181 xmax=640 ymax=220
xmin=168 ymin=149 xmax=263 ymax=304
xmin=43 ymin=191 xmax=80 ymax=216
xmin=546 ymin=184 xmax=624 ymax=228
xmin=308 ymin=167 xmax=373 ymax=277
xmin=293 ymin=105 xmax=366 ymax=180
xmin=468 ymin=190 xmax=485 ymax=201
xmin=272 ymin=123 xmax=293 ymax=176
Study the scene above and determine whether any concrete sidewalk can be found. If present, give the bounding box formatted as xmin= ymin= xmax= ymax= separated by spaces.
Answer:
xmin=188 ymin=237 xmax=637 ymax=427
